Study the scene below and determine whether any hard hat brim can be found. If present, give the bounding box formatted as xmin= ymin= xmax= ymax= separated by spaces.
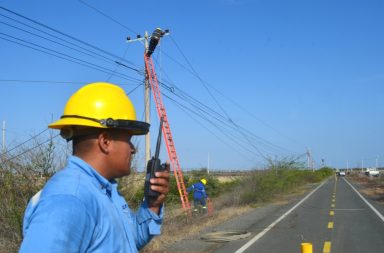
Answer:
xmin=49 ymin=117 xmax=149 ymax=135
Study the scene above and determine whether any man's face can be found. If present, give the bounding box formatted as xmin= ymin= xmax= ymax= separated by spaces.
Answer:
xmin=109 ymin=130 xmax=136 ymax=178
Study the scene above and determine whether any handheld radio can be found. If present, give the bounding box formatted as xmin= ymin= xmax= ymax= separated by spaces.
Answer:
xmin=144 ymin=118 xmax=167 ymax=199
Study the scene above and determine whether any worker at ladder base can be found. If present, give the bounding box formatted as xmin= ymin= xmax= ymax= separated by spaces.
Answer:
xmin=20 ymin=82 xmax=170 ymax=253
xmin=187 ymin=178 xmax=208 ymax=213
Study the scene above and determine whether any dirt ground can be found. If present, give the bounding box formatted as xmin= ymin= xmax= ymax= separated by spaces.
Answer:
xmin=347 ymin=173 xmax=384 ymax=204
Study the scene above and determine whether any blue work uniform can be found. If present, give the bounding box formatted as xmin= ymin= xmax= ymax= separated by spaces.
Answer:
xmin=20 ymin=155 xmax=163 ymax=253
xmin=187 ymin=182 xmax=207 ymax=210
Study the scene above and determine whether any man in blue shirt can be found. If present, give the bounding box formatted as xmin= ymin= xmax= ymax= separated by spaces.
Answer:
xmin=187 ymin=178 xmax=208 ymax=214
xmin=20 ymin=82 xmax=170 ymax=252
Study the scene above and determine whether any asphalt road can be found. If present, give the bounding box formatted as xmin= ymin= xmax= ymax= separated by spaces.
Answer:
xmin=210 ymin=177 xmax=384 ymax=253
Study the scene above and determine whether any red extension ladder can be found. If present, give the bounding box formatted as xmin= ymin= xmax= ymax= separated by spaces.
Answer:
xmin=144 ymin=54 xmax=191 ymax=214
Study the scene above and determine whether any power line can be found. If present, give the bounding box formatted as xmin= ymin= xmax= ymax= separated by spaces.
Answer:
xmin=0 ymin=7 xmax=140 ymax=70
xmin=162 ymin=92 xmax=265 ymax=160
xmin=169 ymin=35 xmax=233 ymax=122
xmin=78 ymin=0 xmax=138 ymax=34
xmin=126 ymin=82 xmax=143 ymax=95
xmin=3 ymin=128 xmax=49 ymax=156
xmin=2 ymin=133 xmax=60 ymax=164
xmin=0 ymin=31 xmax=288 ymax=160
xmin=158 ymin=82 xmax=285 ymax=158
xmin=0 ymin=8 xmax=148 ymax=83
xmin=0 ymin=79 xmax=138 ymax=86
xmin=154 ymin=66 xmax=292 ymax=155
xmin=0 ymin=32 xmax=142 ymax=83
xmin=0 ymin=13 xmax=142 ymax=75
xmin=150 ymin=59 xmax=277 ymax=157
xmin=106 ymin=44 xmax=134 ymax=81
xmin=0 ymin=19 xmax=116 ymax=67
xmin=167 ymin=36 xmax=289 ymax=158
xmin=163 ymin=36 xmax=304 ymax=151
xmin=0 ymin=6 xmax=296 ymax=163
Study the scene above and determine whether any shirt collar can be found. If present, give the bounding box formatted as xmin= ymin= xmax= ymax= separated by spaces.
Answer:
xmin=68 ymin=155 xmax=117 ymax=197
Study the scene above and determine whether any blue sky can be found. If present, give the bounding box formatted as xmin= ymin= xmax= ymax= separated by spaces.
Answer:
xmin=1 ymin=0 xmax=384 ymax=170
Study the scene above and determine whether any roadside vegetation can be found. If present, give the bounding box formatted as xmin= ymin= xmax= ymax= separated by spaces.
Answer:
xmin=141 ymin=160 xmax=334 ymax=252
xmin=0 ymin=136 xmax=333 ymax=252
xmin=0 ymin=133 xmax=68 ymax=252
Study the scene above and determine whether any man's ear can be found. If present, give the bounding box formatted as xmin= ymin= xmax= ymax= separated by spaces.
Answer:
xmin=98 ymin=131 xmax=112 ymax=154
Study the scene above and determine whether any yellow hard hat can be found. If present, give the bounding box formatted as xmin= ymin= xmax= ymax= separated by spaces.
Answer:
xmin=49 ymin=82 xmax=149 ymax=136
xmin=200 ymin=178 xmax=207 ymax=185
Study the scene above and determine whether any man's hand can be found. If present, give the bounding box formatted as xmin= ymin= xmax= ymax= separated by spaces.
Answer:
xmin=147 ymin=162 xmax=170 ymax=214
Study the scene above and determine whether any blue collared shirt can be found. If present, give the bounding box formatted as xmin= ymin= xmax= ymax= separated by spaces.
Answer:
xmin=20 ymin=156 xmax=163 ymax=252
xmin=187 ymin=182 xmax=207 ymax=200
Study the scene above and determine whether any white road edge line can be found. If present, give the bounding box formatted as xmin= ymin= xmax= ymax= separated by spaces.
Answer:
xmin=343 ymin=178 xmax=384 ymax=222
xmin=234 ymin=180 xmax=327 ymax=253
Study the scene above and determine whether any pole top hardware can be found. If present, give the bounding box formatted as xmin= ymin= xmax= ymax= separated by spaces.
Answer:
xmin=126 ymin=28 xmax=170 ymax=43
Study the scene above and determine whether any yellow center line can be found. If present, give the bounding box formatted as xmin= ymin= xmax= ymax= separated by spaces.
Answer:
xmin=324 ymin=181 xmax=336 ymax=253
xmin=323 ymin=241 xmax=331 ymax=253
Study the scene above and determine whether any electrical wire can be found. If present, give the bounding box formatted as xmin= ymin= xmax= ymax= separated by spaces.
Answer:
xmin=155 ymin=85 xmax=284 ymax=158
xmin=149 ymin=59 xmax=272 ymax=158
xmin=2 ymin=133 xmax=60 ymax=164
xmin=0 ymin=7 xmax=141 ymax=71
xmin=169 ymin=35 xmax=233 ymax=123
xmin=155 ymin=71 xmax=291 ymax=156
xmin=106 ymin=44 xmax=138 ymax=81
xmin=152 ymin=58 xmax=287 ymax=155
xmin=0 ymin=79 xmax=137 ymax=86
xmin=126 ymin=82 xmax=144 ymax=95
xmin=1 ymin=29 xmax=284 ymax=162
xmin=0 ymin=6 xmax=298 ymax=165
xmin=164 ymin=36 xmax=304 ymax=152
xmin=2 ymin=128 xmax=49 ymax=156
xmin=77 ymin=0 xmax=138 ymax=35
xmin=168 ymin=36 xmax=288 ymax=157
xmin=162 ymin=93 xmax=263 ymax=161
xmin=152 ymin=55 xmax=290 ymax=158
xmin=0 ymin=19 xmax=124 ymax=68
xmin=0 ymin=9 xmax=146 ymax=82
xmin=161 ymin=89 xmax=278 ymax=158
xmin=0 ymin=32 xmax=142 ymax=83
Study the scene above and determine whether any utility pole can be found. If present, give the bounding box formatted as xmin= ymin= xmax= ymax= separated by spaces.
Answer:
xmin=306 ymin=148 xmax=313 ymax=171
xmin=207 ymin=152 xmax=210 ymax=174
xmin=2 ymin=120 xmax=5 ymax=154
xmin=127 ymin=31 xmax=152 ymax=166
xmin=361 ymin=158 xmax=364 ymax=173
xmin=144 ymin=31 xmax=151 ymax=165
